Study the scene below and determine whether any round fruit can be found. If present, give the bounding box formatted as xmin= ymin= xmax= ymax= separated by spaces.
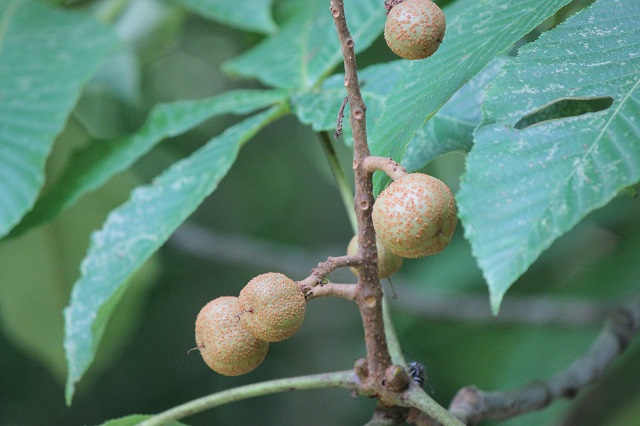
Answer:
xmin=347 ymin=235 xmax=403 ymax=279
xmin=195 ymin=296 xmax=269 ymax=376
xmin=238 ymin=272 xmax=306 ymax=342
xmin=372 ymin=173 xmax=457 ymax=258
xmin=384 ymin=0 xmax=446 ymax=60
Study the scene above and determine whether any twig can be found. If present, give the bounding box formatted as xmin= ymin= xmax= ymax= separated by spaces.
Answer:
xmin=136 ymin=370 xmax=359 ymax=426
xmin=305 ymin=283 xmax=357 ymax=301
xmin=363 ymin=156 xmax=408 ymax=181
xmin=447 ymin=298 xmax=640 ymax=425
xmin=330 ymin=0 xmax=392 ymax=387
xmin=297 ymin=255 xmax=361 ymax=288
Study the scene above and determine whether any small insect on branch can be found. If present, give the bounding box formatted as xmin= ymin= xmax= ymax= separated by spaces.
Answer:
xmin=334 ymin=96 xmax=349 ymax=139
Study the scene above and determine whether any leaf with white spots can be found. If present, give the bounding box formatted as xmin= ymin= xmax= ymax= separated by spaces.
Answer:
xmin=0 ymin=0 xmax=117 ymax=238
xmin=11 ymin=89 xmax=287 ymax=236
xmin=63 ymin=105 xmax=287 ymax=404
xmin=457 ymin=0 xmax=640 ymax=312
xmin=370 ymin=0 xmax=573 ymax=193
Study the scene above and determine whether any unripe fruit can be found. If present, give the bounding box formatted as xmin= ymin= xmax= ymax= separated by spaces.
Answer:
xmin=238 ymin=272 xmax=306 ymax=342
xmin=384 ymin=0 xmax=446 ymax=60
xmin=195 ymin=296 xmax=268 ymax=376
xmin=347 ymin=235 xmax=403 ymax=279
xmin=372 ymin=173 xmax=456 ymax=258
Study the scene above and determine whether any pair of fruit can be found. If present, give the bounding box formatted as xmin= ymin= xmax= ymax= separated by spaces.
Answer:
xmin=349 ymin=173 xmax=457 ymax=279
xmin=384 ymin=0 xmax=446 ymax=60
xmin=195 ymin=272 xmax=305 ymax=376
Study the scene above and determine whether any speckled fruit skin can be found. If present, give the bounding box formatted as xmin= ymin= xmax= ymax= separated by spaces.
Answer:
xmin=238 ymin=273 xmax=306 ymax=342
xmin=347 ymin=235 xmax=403 ymax=279
xmin=384 ymin=0 xmax=446 ymax=60
xmin=195 ymin=296 xmax=269 ymax=376
xmin=372 ymin=173 xmax=457 ymax=258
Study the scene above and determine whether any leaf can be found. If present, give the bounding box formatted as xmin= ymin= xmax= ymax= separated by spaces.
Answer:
xmin=99 ymin=414 xmax=188 ymax=426
xmin=0 ymin=0 xmax=118 ymax=238
xmin=456 ymin=0 xmax=640 ymax=312
xmin=173 ymin=0 xmax=276 ymax=34
xmin=223 ymin=0 xmax=385 ymax=89
xmin=291 ymin=60 xmax=404 ymax=140
xmin=293 ymin=57 xmax=507 ymax=169
xmin=401 ymin=57 xmax=508 ymax=171
xmin=64 ymin=104 xmax=287 ymax=404
xmin=10 ymin=90 xmax=287 ymax=237
xmin=0 ymin=173 xmax=159 ymax=382
xmin=370 ymin=0 xmax=573 ymax=192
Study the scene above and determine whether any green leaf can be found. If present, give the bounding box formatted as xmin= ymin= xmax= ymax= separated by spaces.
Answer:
xmin=291 ymin=60 xmax=404 ymax=140
xmin=100 ymin=414 xmax=188 ymax=426
xmin=0 ymin=173 xmax=159 ymax=382
xmin=64 ymin=104 xmax=287 ymax=404
xmin=0 ymin=0 xmax=118 ymax=238
xmin=456 ymin=0 xmax=640 ymax=312
xmin=223 ymin=0 xmax=385 ymax=89
xmin=370 ymin=0 xmax=573 ymax=192
xmin=173 ymin=0 xmax=276 ymax=34
xmin=10 ymin=90 xmax=287 ymax=237
xmin=293 ymin=57 xmax=507 ymax=169
xmin=401 ymin=57 xmax=508 ymax=171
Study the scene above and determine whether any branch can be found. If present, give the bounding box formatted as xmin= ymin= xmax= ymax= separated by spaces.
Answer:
xmin=330 ymin=0 xmax=392 ymax=386
xmin=297 ymin=255 xmax=361 ymax=288
xmin=448 ymin=298 xmax=640 ymax=425
xmin=136 ymin=370 xmax=359 ymax=426
xmin=305 ymin=283 xmax=357 ymax=301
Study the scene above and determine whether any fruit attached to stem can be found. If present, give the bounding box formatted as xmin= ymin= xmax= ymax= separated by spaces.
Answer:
xmin=195 ymin=296 xmax=269 ymax=376
xmin=347 ymin=235 xmax=403 ymax=279
xmin=238 ymin=272 xmax=306 ymax=342
xmin=372 ymin=173 xmax=457 ymax=258
xmin=384 ymin=0 xmax=446 ymax=60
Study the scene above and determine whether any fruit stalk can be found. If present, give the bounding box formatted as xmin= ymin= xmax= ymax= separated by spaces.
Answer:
xmin=329 ymin=0 xmax=392 ymax=385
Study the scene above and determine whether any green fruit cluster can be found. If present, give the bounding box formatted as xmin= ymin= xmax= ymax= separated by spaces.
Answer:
xmin=194 ymin=273 xmax=305 ymax=376
xmin=384 ymin=0 xmax=446 ymax=60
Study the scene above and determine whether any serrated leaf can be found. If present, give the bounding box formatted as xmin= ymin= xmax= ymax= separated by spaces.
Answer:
xmin=173 ymin=0 xmax=276 ymax=34
xmin=64 ymin=104 xmax=287 ymax=404
xmin=99 ymin=414 xmax=188 ymax=426
xmin=457 ymin=0 xmax=640 ymax=312
xmin=0 ymin=0 xmax=118 ymax=238
xmin=223 ymin=0 xmax=385 ymax=89
xmin=293 ymin=57 xmax=507 ymax=169
xmin=370 ymin=0 xmax=573 ymax=192
xmin=402 ymin=57 xmax=509 ymax=171
xmin=10 ymin=90 xmax=287 ymax=237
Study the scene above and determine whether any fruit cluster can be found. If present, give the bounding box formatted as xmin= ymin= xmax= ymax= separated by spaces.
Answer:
xmin=348 ymin=172 xmax=457 ymax=279
xmin=194 ymin=172 xmax=455 ymax=376
xmin=194 ymin=272 xmax=305 ymax=376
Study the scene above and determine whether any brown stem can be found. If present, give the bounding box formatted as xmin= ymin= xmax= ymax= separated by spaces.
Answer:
xmin=448 ymin=298 xmax=640 ymax=425
xmin=297 ymin=255 xmax=361 ymax=288
xmin=330 ymin=0 xmax=392 ymax=386
xmin=305 ymin=283 xmax=357 ymax=301
xmin=363 ymin=156 xmax=408 ymax=181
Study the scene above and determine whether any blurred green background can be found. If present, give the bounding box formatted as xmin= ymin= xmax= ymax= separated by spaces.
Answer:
xmin=1 ymin=1 xmax=640 ymax=425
